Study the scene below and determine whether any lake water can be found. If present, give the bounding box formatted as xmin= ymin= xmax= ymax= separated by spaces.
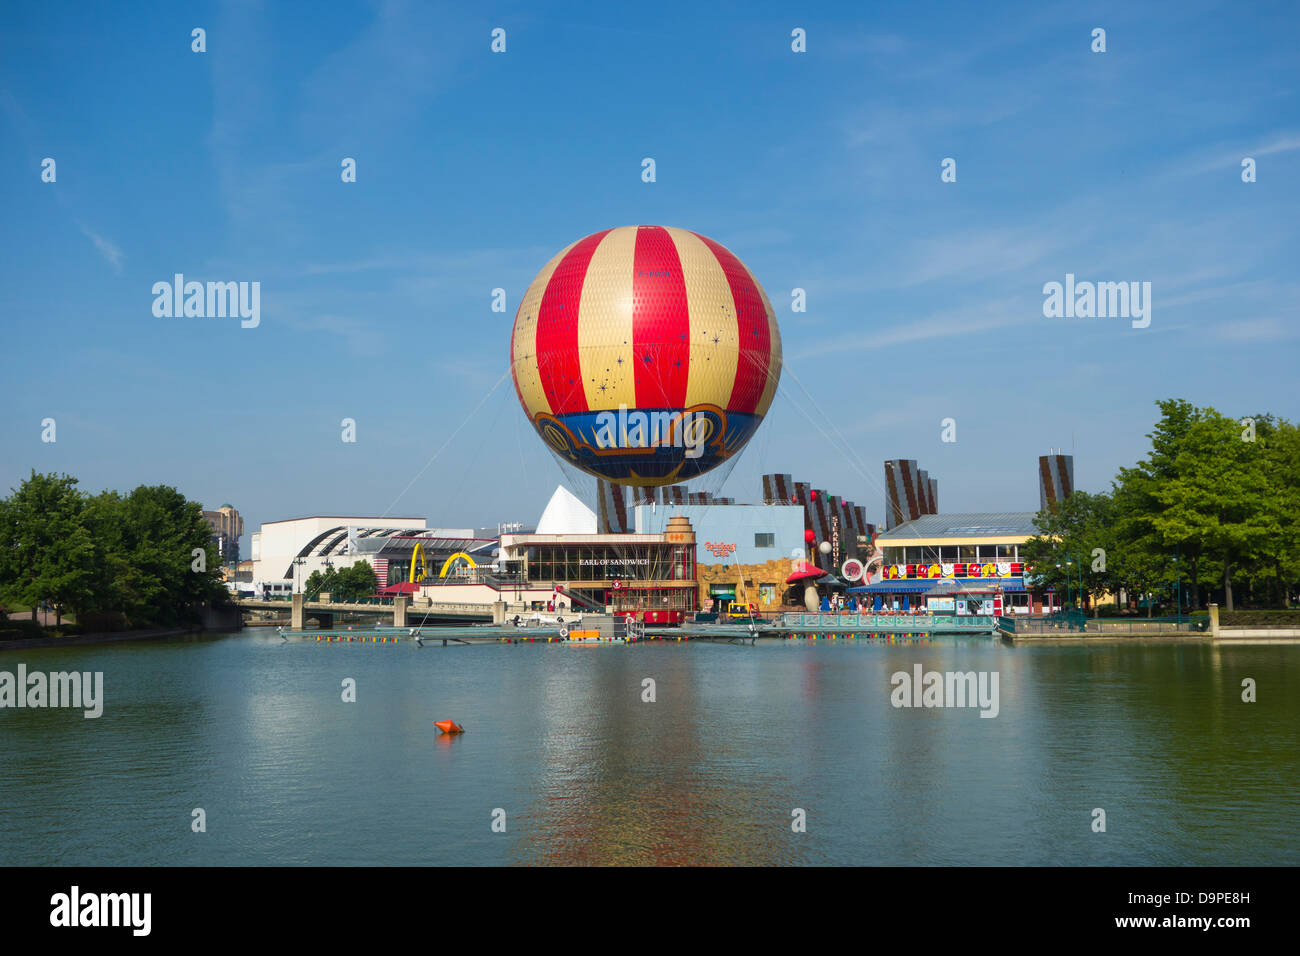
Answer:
xmin=1 ymin=630 xmax=1296 ymax=865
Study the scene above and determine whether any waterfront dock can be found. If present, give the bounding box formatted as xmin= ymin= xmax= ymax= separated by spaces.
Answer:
xmin=282 ymin=609 xmax=1001 ymax=647
xmin=998 ymin=605 xmax=1300 ymax=642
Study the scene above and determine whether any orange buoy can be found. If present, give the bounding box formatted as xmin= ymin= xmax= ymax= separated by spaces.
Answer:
xmin=434 ymin=720 xmax=464 ymax=735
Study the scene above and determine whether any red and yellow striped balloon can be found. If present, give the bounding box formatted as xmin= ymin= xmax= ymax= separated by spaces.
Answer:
xmin=510 ymin=225 xmax=782 ymax=487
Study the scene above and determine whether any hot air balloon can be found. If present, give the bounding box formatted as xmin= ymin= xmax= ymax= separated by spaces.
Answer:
xmin=510 ymin=226 xmax=783 ymax=486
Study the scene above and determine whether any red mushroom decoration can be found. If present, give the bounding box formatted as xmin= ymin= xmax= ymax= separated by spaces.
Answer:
xmin=785 ymin=560 xmax=823 ymax=584
xmin=804 ymin=529 xmax=815 ymax=544
xmin=787 ymin=559 xmax=824 ymax=612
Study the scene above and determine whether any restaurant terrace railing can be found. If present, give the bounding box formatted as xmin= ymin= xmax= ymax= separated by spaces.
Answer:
xmin=998 ymin=614 xmax=1209 ymax=634
xmin=776 ymin=612 xmax=999 ymax=632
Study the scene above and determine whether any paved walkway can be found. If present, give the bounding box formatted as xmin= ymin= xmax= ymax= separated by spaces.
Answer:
xmin=5 ymin=607 xmax=60 ymax=626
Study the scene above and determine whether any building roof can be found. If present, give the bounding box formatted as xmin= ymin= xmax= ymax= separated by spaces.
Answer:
xmin=261 ymin=515 xmax=425 ymax=525
xmin=877 ymin=512 xmax=1039 ymax=540
xmin=535 ymin=486 xmax=597 ymax=535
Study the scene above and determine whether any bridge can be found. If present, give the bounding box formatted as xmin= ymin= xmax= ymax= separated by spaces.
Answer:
xmin=234 ymin=594 xmax=538 ymax=629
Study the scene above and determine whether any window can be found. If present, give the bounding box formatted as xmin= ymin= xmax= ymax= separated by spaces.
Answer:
xmin=755 ymin=532 xmax=775 ymax=548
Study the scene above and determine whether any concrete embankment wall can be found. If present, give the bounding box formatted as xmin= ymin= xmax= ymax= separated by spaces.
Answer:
xmin=0 ymin=604 xmax=243 ymax=652
xmin=1215 ymin=628 xmax=1300 ymax=640
xmin=1002 ymin=604 xmax=1300 ymax=642
xmin=0 ymin=626 xmax=204 ymax=652
xmin=1004 ymin=631 xmax=1209 ymax=643
xmin=1208 ymin=604 xmax=1300 ymax=641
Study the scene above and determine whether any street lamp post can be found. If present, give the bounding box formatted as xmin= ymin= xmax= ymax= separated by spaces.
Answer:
xmin=1058 ymin=562 xmax=1071 ymax=611
xmin=1074 ymin=553 xmax=1085 ymax=614
xmin=293 ymin=557 xmax=306 ymax=594
xmin=1174 ymin=545 xmax=1182 ymax=629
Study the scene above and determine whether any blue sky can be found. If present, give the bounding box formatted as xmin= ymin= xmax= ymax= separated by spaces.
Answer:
xmin=2 ymin=0 xmax=1297 ymax=550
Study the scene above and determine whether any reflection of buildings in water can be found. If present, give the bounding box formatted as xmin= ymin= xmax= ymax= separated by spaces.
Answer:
xmin=509 ymin=653 xmax=810 ymax=866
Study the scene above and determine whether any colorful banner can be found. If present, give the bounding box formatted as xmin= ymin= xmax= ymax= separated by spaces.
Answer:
xmin=882 ymin=562 xmax=1022 ymax=580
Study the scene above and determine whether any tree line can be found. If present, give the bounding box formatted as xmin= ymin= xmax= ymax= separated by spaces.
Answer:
xmin=303 ymin=562 xmax=377 ymax=602
xmin=1022 ymin=399 xmax=1300 ymax=613
xmin=0 ymin=471 xmax=227 ymax=631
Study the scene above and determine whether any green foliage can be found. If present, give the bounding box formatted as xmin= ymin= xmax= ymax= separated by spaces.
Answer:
xmin=0 ymin=471 xmax=227 ymax=633
xmin=1220 ymin=609 xmax=1300 ymax=627
xmin=306 ymin=561 xmax=378 ymax=602
xmin=1027 ymin=401 xmax=1300 ymax=613
xmin=1022 ymin=490 xmax=1116 ymax=613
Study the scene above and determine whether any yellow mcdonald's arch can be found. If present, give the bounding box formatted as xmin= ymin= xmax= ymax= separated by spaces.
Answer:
xmin=409 ymin=542 xmax=428 ymax=583
xmin=439 ymin=552 xmax=477 ymax=578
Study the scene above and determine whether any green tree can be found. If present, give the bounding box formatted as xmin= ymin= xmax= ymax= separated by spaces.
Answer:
xmin=1111 ymin=399 xmax=1207 ymax=610
xmin=304 ymin=566 xmax=340 ymax=598
xmin=0 ymin=473 xmax=226 ymax=632
xmin=1022 ymin=490 xmax=1115 ymax=614
xmin=1148 ymin=408 xmax=1273 ymax=611
xmin=112 ymin=485 xmax=225 ymax=624
xmin=1244 ymin=414 xmax=1300 ymax=607
xmin=0 ymin=471 xmax=96 ymax=624
xmin=334 ymin=561 xmax=377 ymax=601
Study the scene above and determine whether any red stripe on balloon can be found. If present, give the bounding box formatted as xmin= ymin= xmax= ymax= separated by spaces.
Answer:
xmin=535 ymin=229 xmax=610 ymax=415
xmin=694 ymin=232 xmax=770 ymax=413
xmin=632 ymin=226 xmax=691 ymax=410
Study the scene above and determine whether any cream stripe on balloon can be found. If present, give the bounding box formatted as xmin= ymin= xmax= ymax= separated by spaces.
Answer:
xmin=665 ymin=226 xmax=740 ymax=410
xmin=577 ymin=226 xmax=638 ymax=411
xmin=511 ymin=239 xmax=577 ymax=419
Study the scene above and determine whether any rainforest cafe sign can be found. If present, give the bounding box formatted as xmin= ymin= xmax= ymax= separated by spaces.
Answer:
xmin=704 ymin=541 xmax=737 ymax=558
xmin=882 ymin=562 xmax=1023 ymax=580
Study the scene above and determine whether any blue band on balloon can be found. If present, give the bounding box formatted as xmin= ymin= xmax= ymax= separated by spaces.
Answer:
xmin=533 ymin=405 xmax=761 ymax=485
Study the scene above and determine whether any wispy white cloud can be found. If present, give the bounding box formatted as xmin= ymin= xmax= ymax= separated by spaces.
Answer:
xmin=1164 ymin=130 xmax=1300 ymax=177
xmin=790 ymin=297 xmax=1029 ymax=360
xmin=276 ymin=310 xmax=388 ymax=357
xmin=896 ymin=228 xmax=1068 ymax=287
xmin=1213 ymin=316 xmax=1298 ymax=343
xmin=78 ymin=222 xmax=124 ymax=274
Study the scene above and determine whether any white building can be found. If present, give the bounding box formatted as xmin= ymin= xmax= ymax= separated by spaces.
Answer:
xmin=250 ymin=516 xmax=429 ymax=592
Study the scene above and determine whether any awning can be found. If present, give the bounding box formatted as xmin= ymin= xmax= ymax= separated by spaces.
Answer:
xmin=376 ymin=582 xmax=420 ymax=596
xmin=846 ymin=579 xmax=938 ymax=594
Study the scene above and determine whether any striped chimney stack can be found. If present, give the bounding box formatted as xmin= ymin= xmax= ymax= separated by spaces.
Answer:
xmin=661 ymin=485 xmax=687 ymax=506
xmin=761 ymin=472 xmax=795 ymax=505
xmin=760 ymin=473 xmax=876 ymax=564
xmin=1038 ymin=453 xmax=1075 ymax=511
xmin=884 ymin=459 xmax=940 ymax=530
xmin=917 ymin=470 xmax=933 ymax=514
xmin=596 ymin=480 xmax=631 ymax=533
xmin=630 ymin=486 xmax=738 ymax=510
